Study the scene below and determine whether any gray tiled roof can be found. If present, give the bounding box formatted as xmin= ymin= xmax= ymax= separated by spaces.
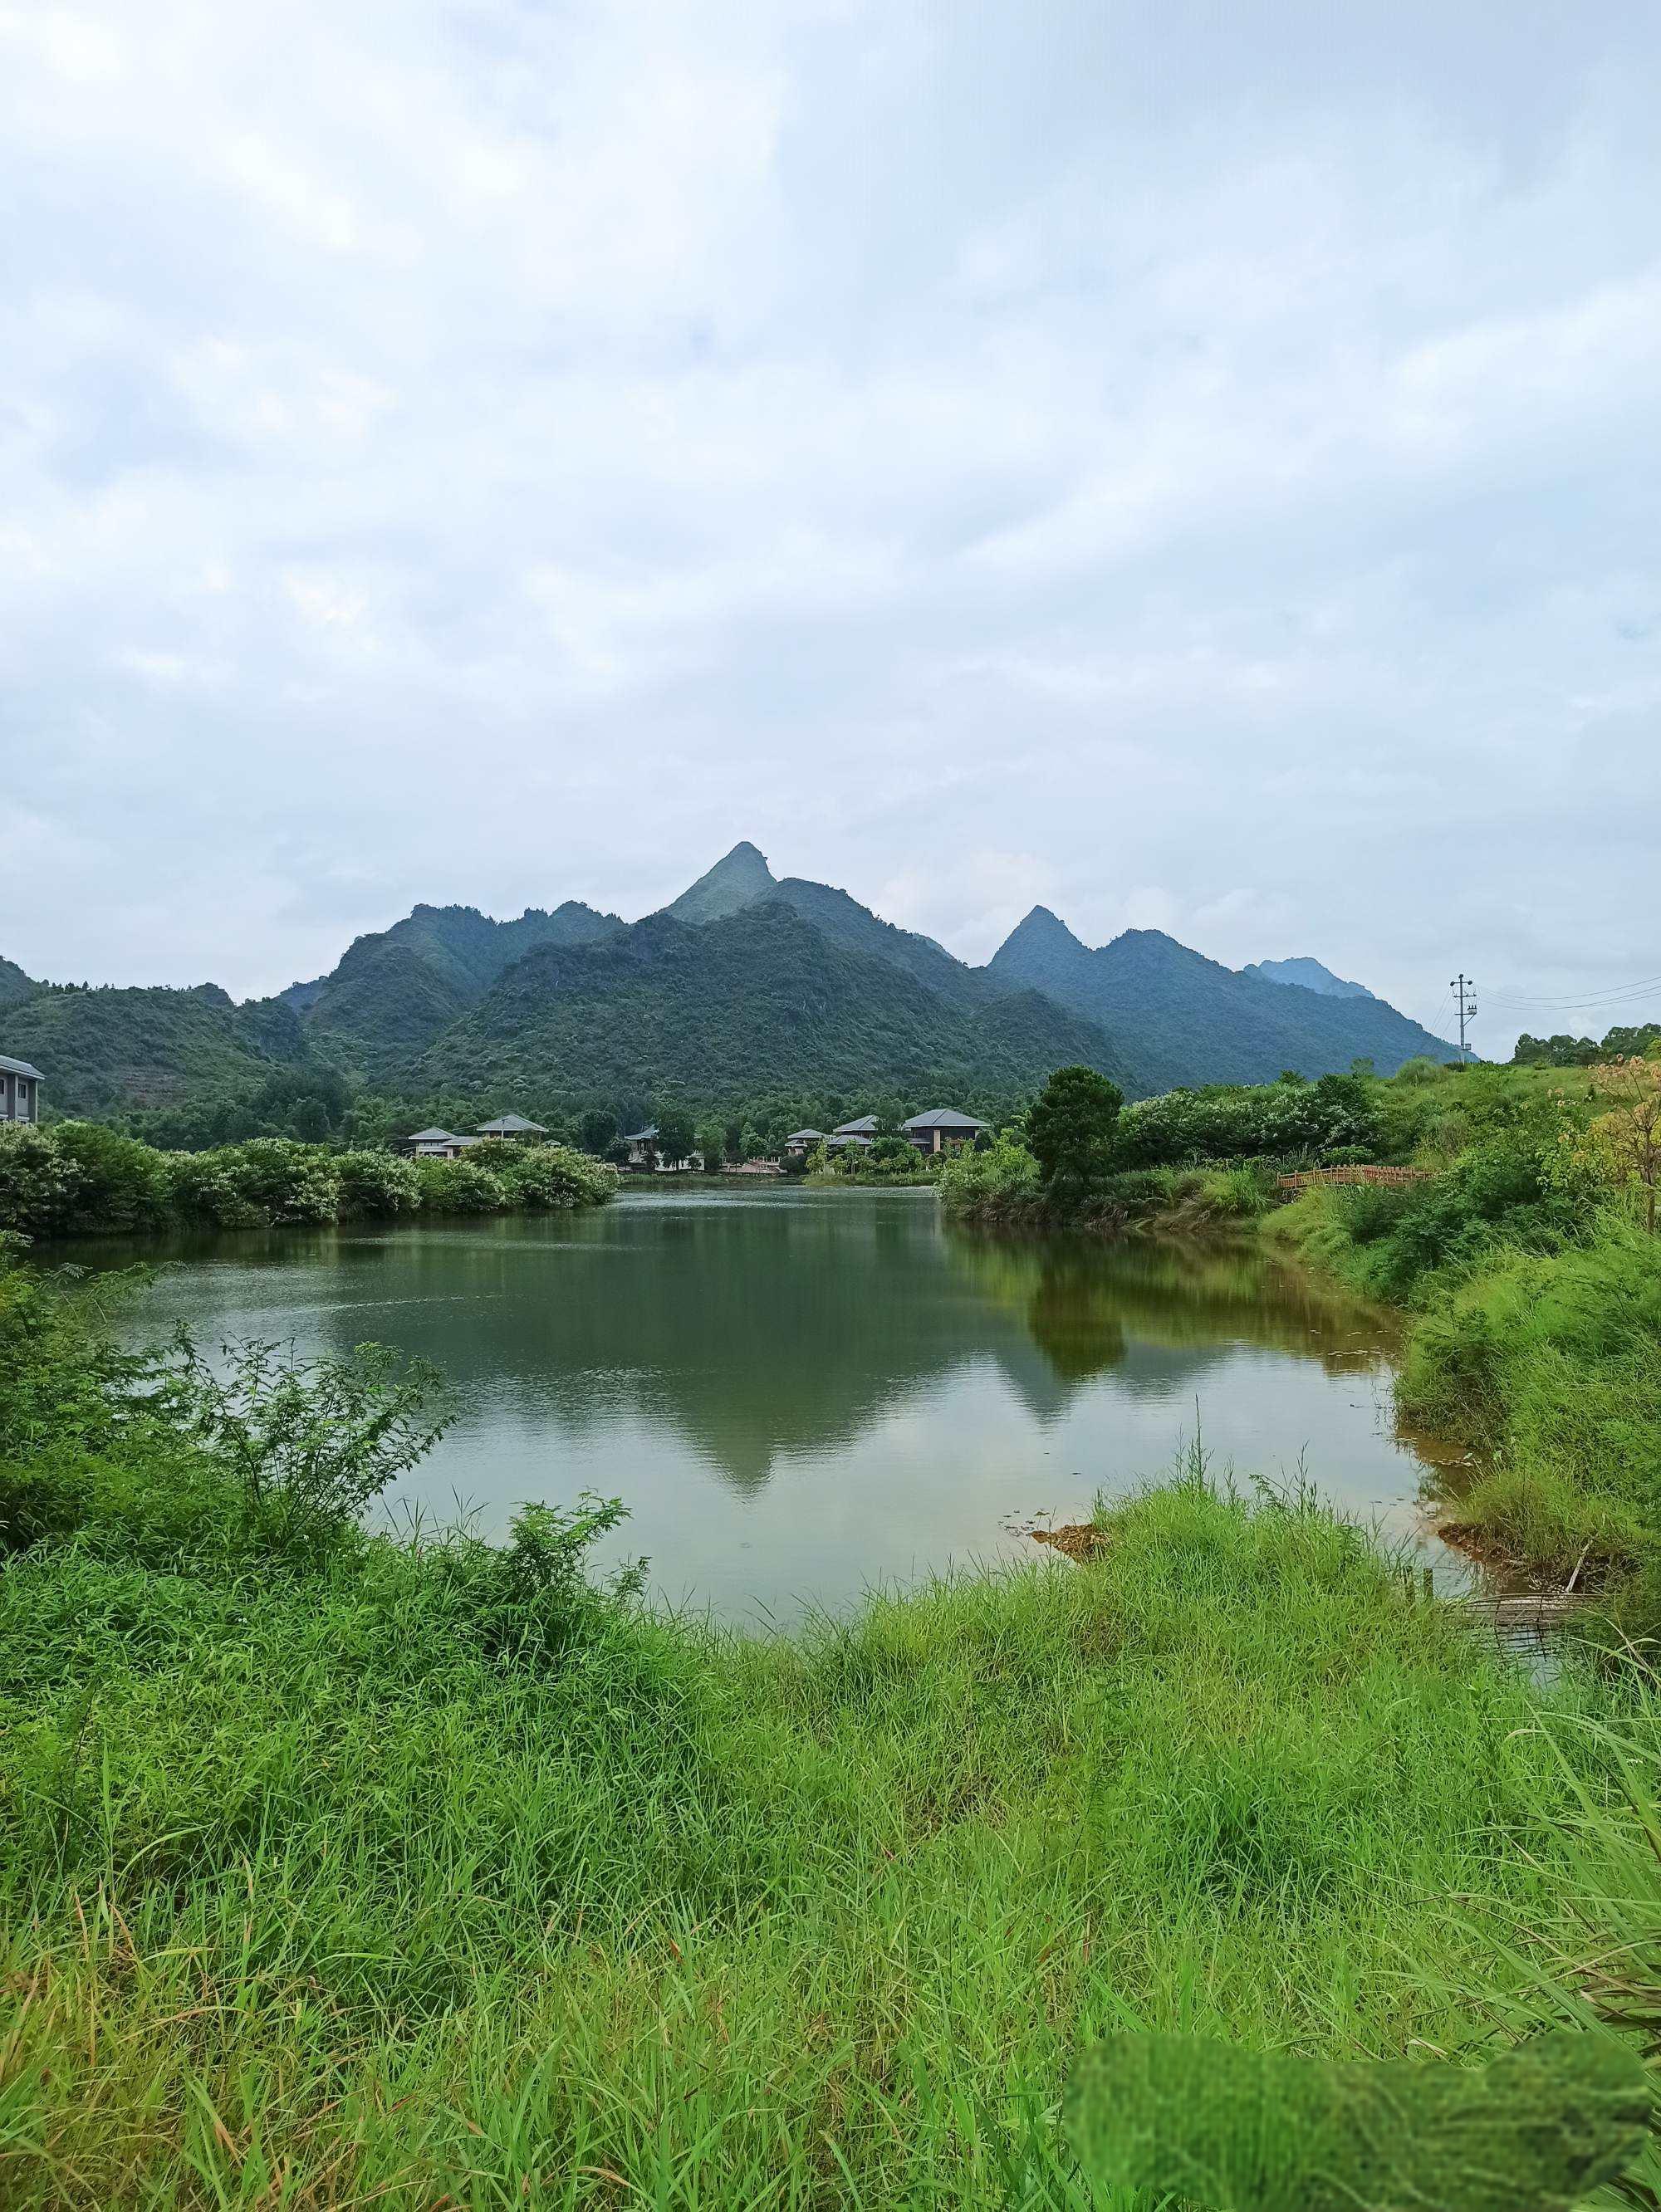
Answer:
xmin=408 ymin=1127 xmax=458 ymax=1143
xmin=832 ymin=1115 xmax=879 ymax=1133
xmin=0 ymin=1055 xmax=43 ymax=1079
xmin=903 ymin=1108 xmax=987 ymax=1131
xmin=476 ymin=1113 xmax=547 ymax=1133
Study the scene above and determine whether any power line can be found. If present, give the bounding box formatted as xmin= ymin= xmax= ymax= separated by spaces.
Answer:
xmin=1484 ymin=977 xmax=1661 ymax=1015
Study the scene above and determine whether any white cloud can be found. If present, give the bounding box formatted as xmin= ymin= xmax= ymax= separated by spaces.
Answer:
xmin=0 ymin=0 xmax=1657 ymax=1054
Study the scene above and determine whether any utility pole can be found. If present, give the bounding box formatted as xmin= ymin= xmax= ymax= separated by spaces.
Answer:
xmin=1449 ymin=974 xmax=1477 ymax=1062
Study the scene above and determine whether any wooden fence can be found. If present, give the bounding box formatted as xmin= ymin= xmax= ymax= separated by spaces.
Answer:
xmin=1276 ymin=1164 xmax=1436 ymax=1194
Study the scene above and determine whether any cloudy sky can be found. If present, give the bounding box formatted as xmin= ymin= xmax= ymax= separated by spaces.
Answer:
xmin=2 ymin=0 xmax=1658 ymax=1054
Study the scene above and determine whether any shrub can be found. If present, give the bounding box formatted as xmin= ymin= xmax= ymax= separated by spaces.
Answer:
xmin=0 ymin=1124 xmax=77 ymax=1237
xmin=415 ymin=1157 xmax=504 ymax=1214
xmin=167 ymin=1335 xmax=452 ymax=1567
xmin=334 ymin=1148 xmax=423 ymax=1219
xmin=47 ymin=1121 xmax=171 ymax=1231
xmin=222 ymin=1138 xmax=341 ymax=1225
xmin=478 ymin=1142 xmax=619 ymax=1210
xmin=938 ymin=1133 xmax=1042 ymax=1216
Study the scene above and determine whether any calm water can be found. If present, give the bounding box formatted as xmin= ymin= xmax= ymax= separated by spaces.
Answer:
xmin=92 ymin=1187 xmax=1459 ymax=1622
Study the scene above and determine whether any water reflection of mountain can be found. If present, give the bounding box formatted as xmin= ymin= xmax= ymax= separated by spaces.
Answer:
xmin=111 ymin=1193 xmax=1402 ymax=1495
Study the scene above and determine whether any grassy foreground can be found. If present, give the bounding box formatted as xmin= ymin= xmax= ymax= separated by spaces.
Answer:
xmin=3 ymin=1262 xmax=1659 ymax=2205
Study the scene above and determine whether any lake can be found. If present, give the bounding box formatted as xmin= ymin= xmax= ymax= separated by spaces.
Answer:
xmin=95 ymin=1185 xmax=1460 ymax=1622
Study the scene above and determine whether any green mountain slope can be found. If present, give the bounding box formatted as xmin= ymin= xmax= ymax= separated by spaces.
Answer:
xmin=0 ymin=955 xmax=38 ymax=1011
xmin=659 ymin=844 xmax=989 ymax=1008
xmin=987 ymin=909 xmax=1448 ymax=1086
xmin=660 ymin=840 xmax=777 ymax=923
xmin=410 ymin=901 xmax=1126 ymax=1117
xmin=3 ymin=983 xmax=311 ymax=1118
xmin=300 ymin=900 xmax=624 ymax=1074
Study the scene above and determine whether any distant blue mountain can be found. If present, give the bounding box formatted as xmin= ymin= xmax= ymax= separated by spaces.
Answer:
xmin=1242 ymin=957 xmax=1374 ymax=1001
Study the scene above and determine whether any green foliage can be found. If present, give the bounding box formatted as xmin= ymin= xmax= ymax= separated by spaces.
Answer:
xmin=165 ymin=1334 xmax=451 ymax=1567
xmin=1 ymin=978 xmax=314 ymax=1120
xmin=576 ymin=1105 xmax=618 ymax=1157
xmin=1513 ymin=1021 xmax=1661 ymax=1067
xmin=1114 ymin=1070 xmax=1378 ymax=1168
xmin=1066 ymin=2028 xmax=1647 ymax=2211
xmin=653 ymin=1104 xmax=696 ymax=1167
xmin=1268 ymin=1068 xmax=1661 ymax=1580
xmin=938 ymin=1131 xmax=1043 ymax=1216
xmin=413 ymin=1156 xmax=505 ymax=1213
xmin=1026 ymin=1064 xmax=1124 ymax=1203
xmin=333 ymin=1147 xmax=423 ymax=1218
xmin=0 ymin=1124 xmax=615 ymax=1237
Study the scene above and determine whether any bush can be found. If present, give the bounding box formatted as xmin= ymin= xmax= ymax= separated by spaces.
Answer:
xmin=475 ymin=1142 xmax=619 ymax=1210
xmin=0 ymin=1124 xmax=77 ymax=1237
xmin=47 ymin=1121 xmax=171 ymax=1231
xmin=415 ymin=1157 xmax=505 ymax=1214
xmin=938 ymin=1133 xmax=1042 ymax=1216
xmin=334 ymin=1148 xmax=423 ymax=1218
xmin=223 ymin=1138 xmax=341 ymax=1225
xmin=1113 ymin=1073 xmax=1379 ymax=1170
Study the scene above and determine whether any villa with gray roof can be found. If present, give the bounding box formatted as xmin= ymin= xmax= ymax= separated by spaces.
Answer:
xmin=903 ymin=1108 xmax=987 ymax=1154
xmin=0 ymin=1055 xmax=43 ymax=1124
xmin=477 ymin=1113 xmax=547 ymax=1139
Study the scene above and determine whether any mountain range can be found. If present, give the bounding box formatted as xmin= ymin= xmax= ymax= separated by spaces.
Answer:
xmin=1 ymin=844 xmax=1453 ymax=1121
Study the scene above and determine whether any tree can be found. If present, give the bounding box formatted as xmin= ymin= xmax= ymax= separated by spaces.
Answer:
xmin=1590 ymin=1055 xmax=1661 ymax=1232
xmin=577 ymin=1107 xmax=618 ymax=1157
xmin=654 ymin=1106 xmax=696 ymax=1168
xmin=1026 ymin=1066 xmax=1124 ymax=1204
xmin=696 ymin=1123 xmax=727 ymax=1174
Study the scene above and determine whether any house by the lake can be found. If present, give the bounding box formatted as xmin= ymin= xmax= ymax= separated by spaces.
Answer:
xmin=404 ymin=1127 xmax=481 ymax=1159
xmin=0 ymin=1055 xmax=43 ymax=1124
xmin=825 ymin=1115 xmax=876 ymax=1154
xmin=477 ymin=1113 xmax=547 ymax=1141
xmin=903 ymin=1108 xmax=987 ymax=1154
xmin=782 ymin=1128 xmax=825 ymax=1158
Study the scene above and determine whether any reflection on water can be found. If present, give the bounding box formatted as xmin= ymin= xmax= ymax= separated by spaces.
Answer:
xmin=88 ymin=1186 xmax=1456 ymax=1622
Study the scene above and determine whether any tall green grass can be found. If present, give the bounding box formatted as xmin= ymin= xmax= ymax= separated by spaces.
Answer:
xmin=1271 ymin=1167 xmax=1661 ymax=1588
xmin=2 ymin=1455 xmax=1648 ymax=2209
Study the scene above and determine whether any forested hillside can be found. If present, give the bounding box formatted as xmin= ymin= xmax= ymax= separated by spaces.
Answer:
xmin=413 ymin=902 xmax=1125 ymax=1118
xmin=292 ymin=900 xmax=624 ymax=1074
xmin=988 ymin=908 xmax=1448 ymax=1085
xmin=0 ymin=983 xmax=311 ymax=1118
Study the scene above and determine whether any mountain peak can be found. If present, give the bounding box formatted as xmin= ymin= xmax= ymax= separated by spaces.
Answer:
xmin=662 ymin=841 xmax=777 ymax=924
xmin=1242 ymin=956 xmax=1374 ymax=1001
xmin=1011 ymin=903 xmax=1084 ymax=947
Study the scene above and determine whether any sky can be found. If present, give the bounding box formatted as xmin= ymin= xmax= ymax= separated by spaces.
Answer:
xmin=2 ymin=0 xmax=1658 ymax=1058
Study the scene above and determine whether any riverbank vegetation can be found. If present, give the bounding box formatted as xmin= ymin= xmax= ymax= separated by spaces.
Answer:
xmin=2 ymin=1251 xmax=1657 ymax=2205
xmin=0 ymin=1122 xmax=616 ymax=1238
xmin=944 ymin=1055 xmax=1661 ymax=1603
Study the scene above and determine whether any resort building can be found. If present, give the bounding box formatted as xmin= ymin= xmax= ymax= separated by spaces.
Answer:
xmin=0 ymin=1055 xmax=42 ymax=1123
xmin=831 ymin=1116 xmax=879 ymax=1138
xmin=782 ymin=1128 xmax=826 ymax=1157
xmin=404 ymin=1128 xmax=481 ymax=1159
xmin=476 ymin=1114 xmax=547 ymax=1140
xmin=902 ymin=1108 xmax=987 ymax=1154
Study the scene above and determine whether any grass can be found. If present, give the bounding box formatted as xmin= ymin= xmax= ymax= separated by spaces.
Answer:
xmin=1269 ymin=1177 xmax=1661 ymax=1593
xmin=3 ymin=1446 xmax=1657 ymax=2209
